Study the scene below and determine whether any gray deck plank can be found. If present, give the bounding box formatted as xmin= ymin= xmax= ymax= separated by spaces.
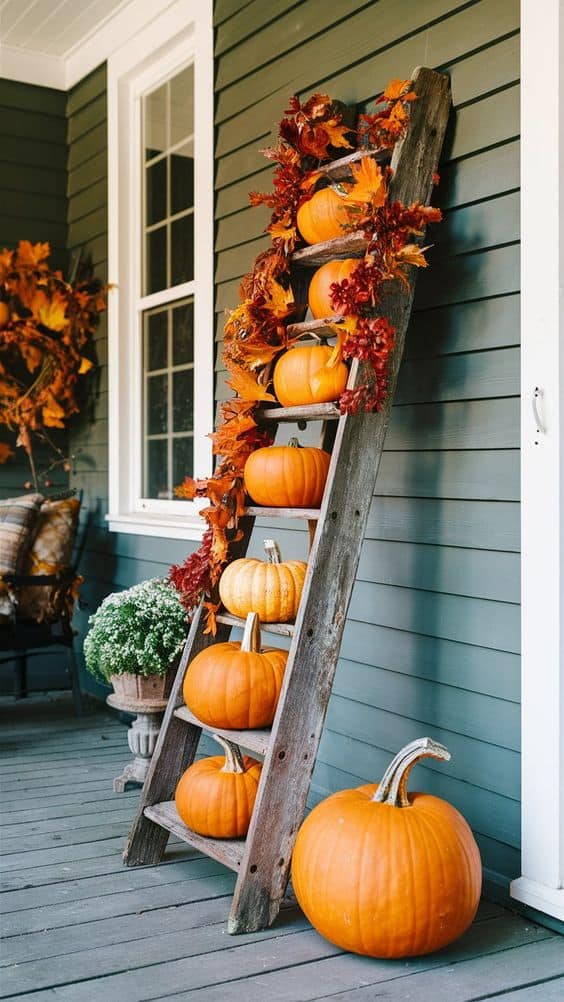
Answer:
xmin=0 ymin=698 xmax=557 ymax=1002
xmin=2 ymin=868 xmax=235 ymax=937
xmin=117 ymin=917 xmax=555 ymax=1002
xmin=1 ymin=906 xmax=309 ymax=996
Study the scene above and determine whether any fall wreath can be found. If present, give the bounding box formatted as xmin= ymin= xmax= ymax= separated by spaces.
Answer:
xmin=170 ymin=81 xmax=442 ymax=632
xmin=0 ymin=241 xmax=107 ymax=489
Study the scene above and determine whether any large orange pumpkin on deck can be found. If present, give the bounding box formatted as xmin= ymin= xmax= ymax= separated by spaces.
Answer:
xmin=244 ymin=438 xmax=330 ymax=508
xmin=183 ymin=612 xmax=287 ymax=729
xmin=308 ymin=259 xmax=358 ymax=319
xmin=273 ymin=344 xmax=348 ymax=407
xmin=292 ymin=737 xmax=482 ymax=958
xmin=219 ymin=540 xmax=306 ymax=623
xmin=297 ymin=187 xmax=350 ymax=245
xmin=175 ymin=734 xmax=261 ymax=838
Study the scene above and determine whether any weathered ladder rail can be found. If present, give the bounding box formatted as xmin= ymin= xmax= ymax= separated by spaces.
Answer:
xmin=123 ymin=66 xmax=451 ymax=935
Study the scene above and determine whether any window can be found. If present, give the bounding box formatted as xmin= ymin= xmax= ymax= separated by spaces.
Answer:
xmin=107 ymin=3 xmax=213 ymax=539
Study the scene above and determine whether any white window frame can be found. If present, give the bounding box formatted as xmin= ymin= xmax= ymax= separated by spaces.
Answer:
xmin=510 ymin=0 xmax=564 ymax=922
xmin=106 ymin=0 xmax=213 ymax=540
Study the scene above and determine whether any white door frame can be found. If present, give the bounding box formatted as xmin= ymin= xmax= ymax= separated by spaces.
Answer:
xmin=510 ymin=0 xmax=564 ymax=922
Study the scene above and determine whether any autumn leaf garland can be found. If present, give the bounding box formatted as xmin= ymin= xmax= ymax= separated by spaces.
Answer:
xmin=170 ymin=81 xmax=442 ymax=629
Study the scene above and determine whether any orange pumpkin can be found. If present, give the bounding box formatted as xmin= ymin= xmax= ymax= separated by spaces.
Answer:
xmin=0 ymin=302 xmax=10 ymax=329
xmin=244 ymin=438 xmax=330 ymax=508
xmin=292 ymin=737 xmax=482 ymax=958
xmin=273 ymin=344 xmax=348 ymax=407
xmin=308 ymin=259 xmax=358 ymax=319
xmin=219 ymin=539 xmax=306 ymax=623
xmin=175 ymin=734 xmax=261 ymax=838
xmin=297 ymin=188 xmax=350 ymax=245
xmin=183 ymin=612 xmax=287 ymax=729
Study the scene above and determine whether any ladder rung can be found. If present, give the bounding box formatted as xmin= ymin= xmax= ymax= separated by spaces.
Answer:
xmin=291 ymin=231 xmax=367 ymax=268
xmin=285 ymin=317 xmax=345 ymax=340
xmin=246 ymin=505 xmax=320 ymax=519
xmin=216 ymin=612 xmax=294 ymax=637
xmin=144 ymin=801 xmax=244 ymax=872
xmin=257 ymin=402 xmax=340 ymax=423
xmin=318 ymin=145 xmax=390 ymax=181
xmin=174 ymin=705 xmax=271 ymax=757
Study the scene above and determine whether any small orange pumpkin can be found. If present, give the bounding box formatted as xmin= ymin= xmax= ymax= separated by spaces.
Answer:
xmin=292 ymin=737 xmax=482 ymax=958
xmin=0 ymin=302 xmax=10 ymax=329
xmin=219 ymin=539 xmax=306 ymax=623
xmin=308 ymin=259 xmax=358 ymax=319
xmin=183 ymin=612 xmax=287 ymax=729
xmin=175 ymin=734 xmax=261 ymax=838
xmin=297 ymin=188 xmax=350 ymax=245
xmin=244 ymin=437 xmax=330 ymax=508
xmin=273 ymin=344 xmax=348 ymax=407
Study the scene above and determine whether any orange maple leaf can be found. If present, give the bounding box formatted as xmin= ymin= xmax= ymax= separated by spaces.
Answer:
xmin=227 ymin=367 xmax=276 ymax=402
xmin=323 ymin=117 xmax=353 ymax=150
xmin=78 ymin=356 xmax=93 ymax=374
xmin=39 ymin=291 xmax=67 ymax=332
xmin=20 ymin=342 xmax=43 ymax=373
xmin=16 ymin=240 xmax=50 ymax=270
xmin=383 ymin=79 xmax=416 ymax=102
xmin=345 ymin=157 xmax=387 ymax=206
xmin=203 ymin=601 xmax=220 ymax=636
xmin=394 ymin=243 xmax=430 ymax=268
xmin=42 ymin=392 xmax=66 ymax=428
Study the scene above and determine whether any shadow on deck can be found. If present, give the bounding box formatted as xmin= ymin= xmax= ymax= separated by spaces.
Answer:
xmin=1 ymin=693 xmax=563 ymax=1001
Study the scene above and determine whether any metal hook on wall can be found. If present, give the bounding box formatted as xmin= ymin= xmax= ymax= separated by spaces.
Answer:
xmin=532 ymin=386 xmax=546 ymax=435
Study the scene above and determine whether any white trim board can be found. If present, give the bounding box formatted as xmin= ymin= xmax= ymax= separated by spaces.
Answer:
xmin=0 ymin=0 xmax=181 ymax=91
xmin=106 ymin=0 xmax=213 ymax=541
xmin=511 ymin=0 xmax=564 ymax=922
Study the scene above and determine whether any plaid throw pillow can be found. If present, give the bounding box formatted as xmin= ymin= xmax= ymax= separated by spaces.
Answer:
xmin=0 ymin=494 xmax=43 ymax=624
xmin=18 ymin=497 xmax=80 ymax=622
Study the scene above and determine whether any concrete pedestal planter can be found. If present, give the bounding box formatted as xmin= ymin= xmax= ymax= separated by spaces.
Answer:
xmin=107 ymin=668 xmax=176 ymax=793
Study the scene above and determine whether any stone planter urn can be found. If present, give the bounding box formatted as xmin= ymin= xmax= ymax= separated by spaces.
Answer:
xmin=106 ymin=669 xmax=176 ymax=793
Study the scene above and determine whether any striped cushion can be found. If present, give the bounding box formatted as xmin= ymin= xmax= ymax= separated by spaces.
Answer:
xmin=0 ymin=494 xmax=43 ymax=623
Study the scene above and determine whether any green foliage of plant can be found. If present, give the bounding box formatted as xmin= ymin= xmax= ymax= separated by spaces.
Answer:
xmin=84 ymin=578 xmax=188 ymax=681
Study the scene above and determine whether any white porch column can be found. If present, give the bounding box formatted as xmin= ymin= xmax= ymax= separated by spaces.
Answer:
xmin=511 ymin=0 xmax=564 ymax=921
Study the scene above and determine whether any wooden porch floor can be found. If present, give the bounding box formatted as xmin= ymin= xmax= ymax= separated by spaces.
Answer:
xmin=1 ymin=693 xmax=563 ymax=1002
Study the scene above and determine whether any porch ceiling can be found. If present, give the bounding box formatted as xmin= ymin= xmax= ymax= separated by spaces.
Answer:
xmin=0 ymin=0 xmax=131 ymax=58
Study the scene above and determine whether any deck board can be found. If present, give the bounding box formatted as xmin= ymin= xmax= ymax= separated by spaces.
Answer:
xmin=0 ymin=694 xmax=559 ymax=1001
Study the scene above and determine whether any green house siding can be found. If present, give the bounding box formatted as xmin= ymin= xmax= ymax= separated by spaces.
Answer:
xmin=213 ymin=0 xmax=520 ymax=888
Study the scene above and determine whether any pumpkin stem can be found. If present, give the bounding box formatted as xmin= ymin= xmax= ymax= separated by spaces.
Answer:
xmin=372 ymin=737 xmax=451 ymax=808
xmin=287 ymin=437 xmax=301 ymax=449
xmin=264 ymin=539 xmax=282 ymax=564
xmin=214 ymin=734 xmax=246 ymax=774
xmin=241 ymin=611 xmax=261 ymax=653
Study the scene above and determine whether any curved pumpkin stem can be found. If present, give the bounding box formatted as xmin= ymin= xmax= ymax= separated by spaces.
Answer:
xmin=241 ymin=611 xmax=261 ymax=653
xmin=214 ymin=734 xmax=245 ymax=774
xmin=372 ymin=737 xmax=451 ymax=808
xmin=287 ymin=437 xmax=301 ymax=449
xmin=324 ymin=330 xmax=346 ymax=370
xmin=264 ymin=539 xmax=282 ymax=563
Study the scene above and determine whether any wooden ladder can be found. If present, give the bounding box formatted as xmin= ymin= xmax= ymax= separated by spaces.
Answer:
xmin=123 ymin=66 xmax=451 ymax=934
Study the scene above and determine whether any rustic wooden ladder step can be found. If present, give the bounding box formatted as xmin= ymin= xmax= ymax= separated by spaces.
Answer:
xmin=123 ymin=66 xmax=451 ymax=935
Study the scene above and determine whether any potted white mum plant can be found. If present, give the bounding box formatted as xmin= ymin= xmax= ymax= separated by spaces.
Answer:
xmin=84 ymin=578 xmax=188 ymax=702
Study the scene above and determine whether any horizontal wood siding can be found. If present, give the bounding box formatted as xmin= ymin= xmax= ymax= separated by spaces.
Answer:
xmin=213 ymin=0 xmax=521 ymax=887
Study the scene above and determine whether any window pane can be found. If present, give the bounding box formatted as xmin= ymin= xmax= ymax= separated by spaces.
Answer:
xmin=171 ymin=144 xmax=194 ymax=215
xmin=147 ymin=374 xmax=168 ymax=434
xmin=146 ymin=158 xmax=167 ymax=226
xmin=173 ymin=370 xmax=193 ymax=432
xmin=144 ymin=83 xmax=167 ymax=160
xmin=171 ymin=215 xmax=193 ymax=285
xmin=172 ymin=301 xmax=193 ymax=365
xmin=173 ymin=436 xmax=193 ymax=488
xmin=146 ymin=439 xmax=168 ymax=499
xmin=145 ymin=310 xmax=168 ymax=371
xmin=170 ymin=64 xmax=194 ymax=146
xmin=146 ymin=225 xmax=167 ymax=294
